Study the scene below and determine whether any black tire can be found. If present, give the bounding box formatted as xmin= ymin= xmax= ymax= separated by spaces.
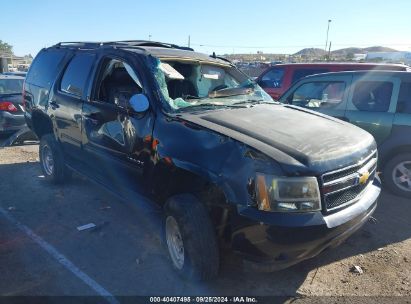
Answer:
xmin=164 ymin=194 xmax=219 ymax=281
xmin=383 ymin=153 xmax=411 ymax=198
xmin=39 ymin=134 xmax=69 ymax=184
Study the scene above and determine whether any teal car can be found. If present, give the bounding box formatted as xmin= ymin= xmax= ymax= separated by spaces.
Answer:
xmin=279 ymin=70 xmax=411 ymax=198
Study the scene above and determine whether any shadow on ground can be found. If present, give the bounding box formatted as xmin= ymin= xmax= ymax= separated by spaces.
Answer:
xmin=0 ymin=159 xmax=410 ymax=297
xmin=0 ymin=128 xmax=38 ymax=148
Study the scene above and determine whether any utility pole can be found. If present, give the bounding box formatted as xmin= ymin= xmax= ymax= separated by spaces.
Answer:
xmin=328 ymin=41 xmax=332 ymax=61
xmin=148 ymin=34 xmax=152 ymax=41
xmin=324 ymin=19 xmax=332 ymax=59
xmin=188 ymin=35 xmax=191 ymax=48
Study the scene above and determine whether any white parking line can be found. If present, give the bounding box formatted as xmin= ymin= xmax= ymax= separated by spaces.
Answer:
xmin=0 ymin=207 xmax=119 ymax=304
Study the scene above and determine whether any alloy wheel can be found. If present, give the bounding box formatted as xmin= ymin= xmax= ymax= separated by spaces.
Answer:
xmin=392 ymin=161 xmax=411 ymax=192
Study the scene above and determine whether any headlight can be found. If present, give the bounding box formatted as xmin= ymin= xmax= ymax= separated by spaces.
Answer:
xmin=255 ymin=174 xmax=321 ymax=212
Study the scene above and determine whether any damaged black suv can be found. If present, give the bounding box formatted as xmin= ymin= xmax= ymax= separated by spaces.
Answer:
xmin=24 ymin=41 xmax=380 ymax=280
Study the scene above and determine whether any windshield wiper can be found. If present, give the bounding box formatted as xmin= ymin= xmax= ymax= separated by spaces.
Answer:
xmin=208 ymin=87 xmax=254 ymax=99
xmin=184 ymin=95 xmax=201 ymax=100
xmin=231 ymin=99 xmax=275 ymax=106
xmin=178 ymin=102 xmax=247 ymax=112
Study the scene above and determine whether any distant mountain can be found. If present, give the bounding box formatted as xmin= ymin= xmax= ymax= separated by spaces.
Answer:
xmin=332 ymin=46 xmax=398 ymax=57
xmin=293 ymin=48 xmax=326 ymax=57
xmin=294 ymin=46 xmax=399 ymax=57
xmin=331 ymin=47 xmax=363 ymax=57
xmin=361 ymin=46 xmax=398 ymax=53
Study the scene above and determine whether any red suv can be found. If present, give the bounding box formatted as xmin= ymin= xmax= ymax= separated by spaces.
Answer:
xmin=256 ymin=63 xmax=410 ymax=100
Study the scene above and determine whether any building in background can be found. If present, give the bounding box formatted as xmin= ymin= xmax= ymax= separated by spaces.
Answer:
xmin=0 ymin=53 xmax=33 ymax=72
xmin=353 ymin=53 xmax=367 ymax=61
xmin=366 ymin=51 xmax=411 ymax=65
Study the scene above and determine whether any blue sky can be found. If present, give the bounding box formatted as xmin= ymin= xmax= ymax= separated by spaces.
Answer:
xmin=2 ymin=0 xmax=411 ymax=56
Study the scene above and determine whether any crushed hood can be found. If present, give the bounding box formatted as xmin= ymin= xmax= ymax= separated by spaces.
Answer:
xmin=178 ymin=104 xmax=376 ymax=174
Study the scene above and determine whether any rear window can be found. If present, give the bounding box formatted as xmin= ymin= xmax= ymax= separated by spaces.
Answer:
xmin=26 ymin=50 xmax=66 ymax=88
xmin=352 ymin=81 xmax=393 ymax=112
xmin=289 ymin=81 xmax=346 ymax=109
xmin=259 ymin=68 xmax=285 ymax=88
xmin=291 ymin=69 xmax=329 ymax=84
xmin=397 ymin=82 xmax=411 ymax=114
xmin=60 ymin=54 xmax=95 ymax=97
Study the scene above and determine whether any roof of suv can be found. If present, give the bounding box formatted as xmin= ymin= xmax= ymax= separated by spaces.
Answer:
xmin=271 ymin=62 xmax=410 ymax=69
xmin=131 ymin=46 xmax=230 ymax=65
xmin=302 ymin=70 xmax=411 ymax=80
xmin=51 ymin=40 xmax=231 ymax=66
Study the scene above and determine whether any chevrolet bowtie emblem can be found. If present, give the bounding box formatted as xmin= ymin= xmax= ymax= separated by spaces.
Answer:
xmin=358 ymin=170 xmax=370 ymax=185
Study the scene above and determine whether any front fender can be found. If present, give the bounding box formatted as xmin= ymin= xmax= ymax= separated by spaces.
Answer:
xmin=150 ymin=113 xmax=282 ymax=206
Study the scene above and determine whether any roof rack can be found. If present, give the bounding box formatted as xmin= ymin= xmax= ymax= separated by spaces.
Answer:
xmin=114 ymin=40 xmax=194 ymax=51
xmin=53 ymin=40 xmax=194 ymax=51
xmin=53 ymin=42 xmax=104 ymax=49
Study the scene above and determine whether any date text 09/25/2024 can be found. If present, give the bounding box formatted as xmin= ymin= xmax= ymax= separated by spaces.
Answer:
xmin=149 ymin=297 xmax=258 ymax=303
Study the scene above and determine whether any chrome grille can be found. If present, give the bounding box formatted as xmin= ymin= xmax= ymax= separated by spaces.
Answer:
xmin=322 ymin=166 xmax=362 ymax=184
xmin=321 ymin=151 xmax=377 ymax=211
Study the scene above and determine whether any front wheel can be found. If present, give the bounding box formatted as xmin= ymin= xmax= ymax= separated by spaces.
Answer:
xmin=39 ymin=134 xmax=69 ymax=184
xmin=164 ymin=194 xmax=219 ymax=281
xmin=383 ymin=153 xmax=411 ymax=198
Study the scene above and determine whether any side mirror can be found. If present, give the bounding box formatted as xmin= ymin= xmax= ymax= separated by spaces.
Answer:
xmin=129 ymin=94 xmax=149 ymax=113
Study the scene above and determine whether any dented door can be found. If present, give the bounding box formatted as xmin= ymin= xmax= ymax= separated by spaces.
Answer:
xmin=79 ymin=54 xmax=155 ymax=196
xmin=82 ymin=100 xmax=154 ymax=195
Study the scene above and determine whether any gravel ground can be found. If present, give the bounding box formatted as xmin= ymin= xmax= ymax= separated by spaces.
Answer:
xmin=0 ymin=145 xmax=410 ymax=303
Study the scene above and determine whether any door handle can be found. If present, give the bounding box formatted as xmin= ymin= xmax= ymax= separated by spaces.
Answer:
xmin=49 ymin=100 xmax=59 ymax=109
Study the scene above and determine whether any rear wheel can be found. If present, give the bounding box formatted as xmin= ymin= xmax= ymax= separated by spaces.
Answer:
xmin=39 ymin=134 xmax=70 ymax=184
xmin=383 ymin=153 xmax=411 ymax=198
xmin=164 ymin=194 xmax=219 ymax=281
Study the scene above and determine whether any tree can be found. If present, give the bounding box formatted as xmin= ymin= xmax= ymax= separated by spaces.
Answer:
xmin=0 ymin=40 xmax=13 ymax=54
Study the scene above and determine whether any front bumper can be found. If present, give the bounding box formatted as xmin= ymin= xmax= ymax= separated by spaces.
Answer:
xmin=231 ymin=179 xmax=380 ymax=271
xmin=0 ymin=112 xmax=26 ymax=134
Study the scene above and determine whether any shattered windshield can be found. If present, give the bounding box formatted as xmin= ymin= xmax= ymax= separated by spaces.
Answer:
xmin=149 ymin=57 xmax=274 ymax=112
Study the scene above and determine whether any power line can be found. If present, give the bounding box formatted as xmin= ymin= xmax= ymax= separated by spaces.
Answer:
xmin=189 ymin=42 xmax=411 ymax=49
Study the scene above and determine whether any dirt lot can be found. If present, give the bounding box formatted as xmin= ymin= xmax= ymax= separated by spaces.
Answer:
xmin=0 ymin=145 xmax=410 ymax=303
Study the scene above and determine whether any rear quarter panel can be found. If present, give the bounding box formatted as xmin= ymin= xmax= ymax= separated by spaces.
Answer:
xmin=379 ymin=94 xmax=411 ymax=163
